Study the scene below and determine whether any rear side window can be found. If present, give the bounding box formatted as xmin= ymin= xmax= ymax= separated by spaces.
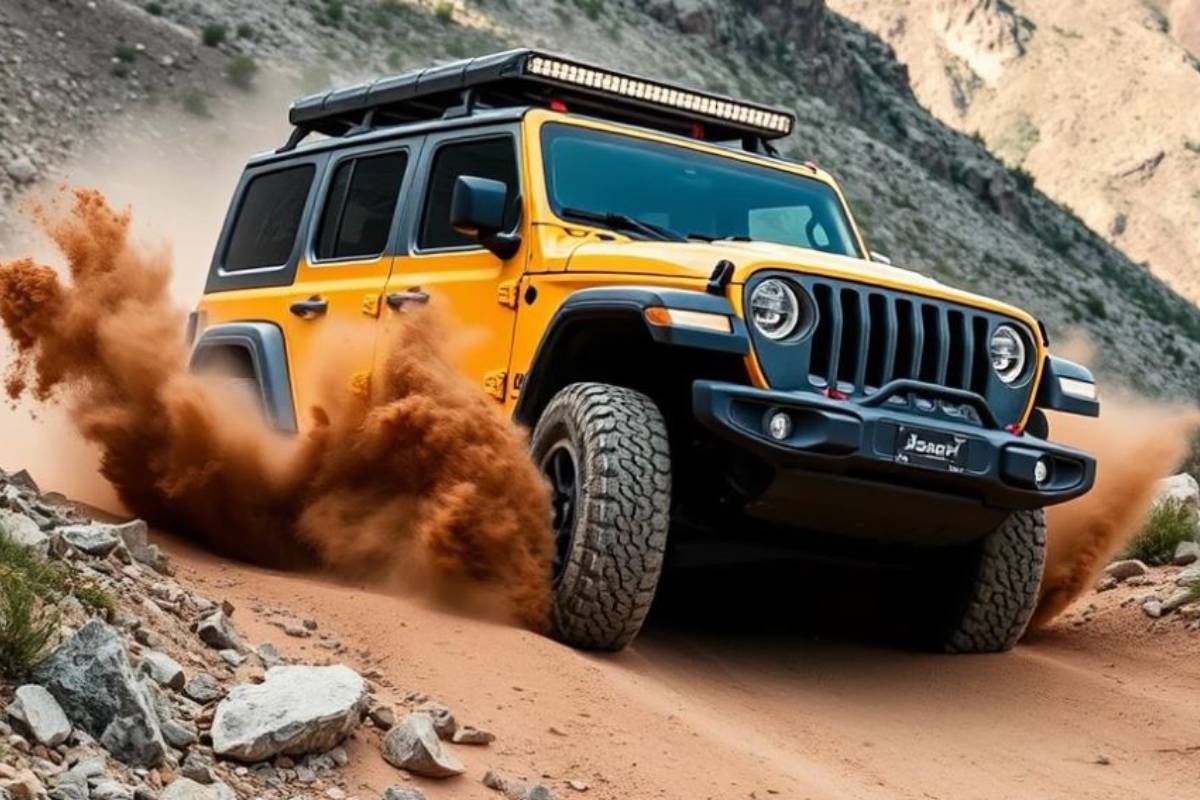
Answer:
xmin=419 ymin=137 xmax=518 ymax=250
xmin=224 ymin=165 xmax=315 ymax=271
xmin=314 ymin=150 xmax=409 ymax=261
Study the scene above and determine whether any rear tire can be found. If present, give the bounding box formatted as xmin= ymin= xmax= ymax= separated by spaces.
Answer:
xmin=530 ymin=382 xmax=671 ymax=651
xmin=941 ymin=508 xmax=1046 ymax=653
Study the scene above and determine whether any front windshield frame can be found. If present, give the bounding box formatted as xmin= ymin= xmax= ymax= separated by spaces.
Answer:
xmin=538 ymin=121 xmax=864 ymax=258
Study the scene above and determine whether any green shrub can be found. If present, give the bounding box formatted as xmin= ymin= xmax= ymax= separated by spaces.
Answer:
xmin=144 ymin=1 xmax=164 ymax=15
xmin=181 ymin=89 xmax=212 ymax=118
xmin=1122 ymin=497 xmax=1198 ymax=565
xmin=236 ymin=22 xmax=256 ymax=39
xmin=113 ymin=45 xmax=138 ymax=63
xmin=0 ymin=530 xmax=66 ymax=598
xmin=201 ymin=23 xmax=227 ymax=47
xmin=435 ymin=2 xmax=455 ymax=23
xmin=74 ymin=584 xmax=115 ymax=614
xmin=0 ymin=571 xmax=59 ymax=679
xmin=225 ymin=55 xmax=259 ymax=90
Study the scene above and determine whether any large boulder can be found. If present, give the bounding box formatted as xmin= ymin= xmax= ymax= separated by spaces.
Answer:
xmin=31 ymin=620 xmax=166 ymax=767
xmin=381 ymin=713 xmax=465 ymax=778
xmin=1156 ymin=473 xmax=1200 ymax=511
xmin=58 ymin=523 xmax=121 ymax=557
xmin=0 ymin=509 xmax=48 ymax=555
xmin=211 ymin=665 xmax=367 ymax=762
xmin=7 ymin=684 xmax=72 ymax=747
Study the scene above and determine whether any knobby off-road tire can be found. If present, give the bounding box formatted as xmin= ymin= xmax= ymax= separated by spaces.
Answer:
xmin=531 ymin=382 xmax=671 ymax=651
xmin=942 ymin=508 xmax=1047 ymax=653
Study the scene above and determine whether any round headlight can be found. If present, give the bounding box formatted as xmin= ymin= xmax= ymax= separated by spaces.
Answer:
xmin=749 ymin=279 xmax=800 ymax=340
xmin=990 ymin=324 xmax=1027 ymax=384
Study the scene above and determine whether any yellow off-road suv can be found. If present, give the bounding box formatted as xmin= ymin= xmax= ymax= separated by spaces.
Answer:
xmin=191 ymin=50 xmax=1099 ymax=652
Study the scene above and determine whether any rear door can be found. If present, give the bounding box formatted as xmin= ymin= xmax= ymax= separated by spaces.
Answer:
xmin=377 ymin=126 xmax=526 ymax=400
xmin=280 ymin=140 xmax=415 ymax=421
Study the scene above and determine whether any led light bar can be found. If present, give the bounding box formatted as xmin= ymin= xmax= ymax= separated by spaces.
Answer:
xmin=523 ymin=54 xmax=794 ymax=137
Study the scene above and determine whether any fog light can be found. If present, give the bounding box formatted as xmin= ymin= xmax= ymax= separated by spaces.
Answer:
xmin=1034 ymin=457 xmax=1051 ymax=486
xmin=767 ymin=411 xmax=792 ymax=441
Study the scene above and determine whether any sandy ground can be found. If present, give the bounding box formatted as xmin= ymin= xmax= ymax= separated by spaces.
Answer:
xmin=149 ymin=528 xmax=1200 ymax=800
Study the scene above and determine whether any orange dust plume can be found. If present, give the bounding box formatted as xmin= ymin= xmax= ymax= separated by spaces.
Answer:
xmin=0 ymin=188 xmax=553 ymax=629
xmin=1031 ymin=398 xmax=1200 ymax=629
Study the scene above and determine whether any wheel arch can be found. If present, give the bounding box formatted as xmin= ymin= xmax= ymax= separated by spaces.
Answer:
xmin=188 ymin=321 xmax=297 ymax=433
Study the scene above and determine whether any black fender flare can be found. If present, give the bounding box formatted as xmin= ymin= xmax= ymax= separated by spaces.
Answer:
xmin=513 ymin=286 xmax=749 ymax=427
xmin=1035 ymin=355 xmax=1100 ymax=418
xmin=189 ymin=322 xmax=297 ymax=433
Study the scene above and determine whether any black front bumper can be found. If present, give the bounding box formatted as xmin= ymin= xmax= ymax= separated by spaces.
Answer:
xmin=692 ymin=379 xmax=1095 ymax=543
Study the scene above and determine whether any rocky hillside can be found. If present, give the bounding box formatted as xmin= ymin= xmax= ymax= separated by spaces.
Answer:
xmin=2 ymin=0 xmax=1200 ymax=396
xmin=829 ymin=0 xmax=1200 ymax=312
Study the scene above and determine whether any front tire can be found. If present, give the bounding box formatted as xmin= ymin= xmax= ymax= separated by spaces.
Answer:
xmin=941 ymin=508 xmax=1047 ymax=653
xmin=530 ymin=382 xmax=671 ymax=651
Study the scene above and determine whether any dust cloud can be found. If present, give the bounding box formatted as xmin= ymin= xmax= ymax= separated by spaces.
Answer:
xmin=0 ymin=189 xmax=553 ymax=630
xmin=1032 ymin=397 xmax=1200 ymax=629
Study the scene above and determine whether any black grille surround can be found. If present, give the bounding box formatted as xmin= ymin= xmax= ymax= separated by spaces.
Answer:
xmin=744 ymin=271 xmax=1040 ymax=429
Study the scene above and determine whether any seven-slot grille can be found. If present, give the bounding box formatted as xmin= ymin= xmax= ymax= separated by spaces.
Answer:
xmin=806 ymin=281 xmax=992 ymax=396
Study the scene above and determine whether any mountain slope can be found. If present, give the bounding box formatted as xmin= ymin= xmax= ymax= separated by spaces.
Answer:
xmin=2 ymin=0 xmax=1199 ymax=397
xmin=829 ymin=0 xmax=1200 ymax=309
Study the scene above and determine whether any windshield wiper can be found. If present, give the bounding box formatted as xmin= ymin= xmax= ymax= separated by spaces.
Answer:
xmin=560 ymin=207 xmax=687 ymax=242
xmin=687 ymin=233 xmax=753 ymax=243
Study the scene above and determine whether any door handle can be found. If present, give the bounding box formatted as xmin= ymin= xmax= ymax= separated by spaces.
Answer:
xmin=289 ymin=297 xmax=329 ymax=318
xmin=385 ymin=290 xmax=430 ymax=310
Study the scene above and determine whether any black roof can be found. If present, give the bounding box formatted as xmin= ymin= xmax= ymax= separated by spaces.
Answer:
xmin=283 ymin=49 xmax=795 ymax=153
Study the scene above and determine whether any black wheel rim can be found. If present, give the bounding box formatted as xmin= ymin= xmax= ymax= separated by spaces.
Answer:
xmin=541 ymin=442 xmax=578 ymax=585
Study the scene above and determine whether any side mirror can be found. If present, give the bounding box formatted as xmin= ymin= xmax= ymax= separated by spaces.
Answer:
xmin=870 ymin=251 xmax=893 ymax=265
xmin=450 ymin=175 xmax=521 ymax=259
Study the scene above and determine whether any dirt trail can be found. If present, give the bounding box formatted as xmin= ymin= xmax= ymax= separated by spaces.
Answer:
xmin=159 ymin=528 xmax=1200 ymax=800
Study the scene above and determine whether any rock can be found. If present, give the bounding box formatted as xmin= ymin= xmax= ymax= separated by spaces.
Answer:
xmin=1142 ymin=598 xmax=1163 ymax=618
xmin=1104 ymin=559 xmax=1149 ymax=581
xmin=180 ymin=752 xmax=214 ymax=784
xmin=416 ymin=702 xmax=457 ymax=740
xmin=1174 ymin=540 xmax=1200 ymax=566
xmin=30 ymin=621 xmax=166 ymax=767
xmin=368 ymin=705 xmax=395 ymax=730
xmin=382 ymin=788 xmax=426 ymax=800
xmin=525 ymin=786 xmax=555 ymax=800
xmin=159 ymin=778 xmax=236 ymax=800
xmin=1162 ymin=588 xmax=1196 ymax=612
xmin=4 ymin=155 xmax=38 ymax=184
xmin=1176 ymin=565 xmax=1200 ymax=586
xmin=140 ymin=652 xmax=186 ymax=691
xmin=482 ymin=770 xmax=550 ymax=800
xmin=217 ymin=650 xmax=244 ymax=668
xmin=67 ymin=756 xmax=106 ymax=779
xmin=1094 ymin=575 xmax=1119 ymax=593
xmin=1 ymin=469 xmax=40 ymax=494
xmin=1156 ymin=473 xmax=1200 ymax=510
xmin=1 ymin=769 xmax=46 ymax=800
xmin=50 ymin=770 xmax=89 ymax=800
xmin=183 ymin=674 xmax=224 ymax=705
xmin=380 ymin=713 xmax=464 ymax=778
xmin=113 ymin=520 xmax=170 ymax=573
xmin=8 ymin=685 xmax=72 ymax=747
xmin=0 ymin=509 xmax=48 ymax=554
xmin=92 ymin=781 xmax=135 ymax=800
xmin=255 ymin=643 xmax=285 ymax=669
xmin=451 ymin=725 xmax=494 ymax=745
xmin=325 ymin=789 xmax=347 ymax=800
xmin=161 ymin=719 xmax=198 ymax=749
xmin=195 ymin=612 xmax=241 ymax=652
xmin=58 ymin=523 xmax=121 ymax=557
xmin=566 ymin=779 xmax=589 ymax=792
xmin=211 ymin=665 xmax=367 ymax=762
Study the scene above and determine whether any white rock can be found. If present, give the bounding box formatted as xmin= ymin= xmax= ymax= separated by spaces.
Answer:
xmin=140 ymin=651 xmax=186 ymax=691
xmin=0 ymin=509 xmax=48 ymax=554
xmin=160 ymin=778 xmax=237 ymax=800
xmin=1176 ymin=564 xmax=1200 ymax=586
xmin=1156 ymin=473 xmax=1200 ymax=510
xmin=8 ymin=685 xmax=72 ymax=747
xmin=211 ymin=665 xmax=367 ymax=762
xmin=1142 ymin=599 xmax=1163 ymax=618
xmin=1173 ymin=540 xmax=1200 ymax=566
xmin=381 ymin=713 xmax=464 ymax=778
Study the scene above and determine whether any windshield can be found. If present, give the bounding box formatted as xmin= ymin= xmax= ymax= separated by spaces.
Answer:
xmin=541 ymin=123 xmax=861 ymax=257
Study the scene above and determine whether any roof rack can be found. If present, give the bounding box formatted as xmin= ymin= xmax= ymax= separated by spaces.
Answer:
xmin=280 ymin=49 xmax=795 ymax=155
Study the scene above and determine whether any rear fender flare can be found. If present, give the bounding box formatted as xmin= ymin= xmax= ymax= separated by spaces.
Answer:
xmin=189 ymin=322 xmax=297 ymax=433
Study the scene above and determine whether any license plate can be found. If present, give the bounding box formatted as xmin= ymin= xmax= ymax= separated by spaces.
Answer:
xmin=895 ymin=426 xmax=969 ymax=473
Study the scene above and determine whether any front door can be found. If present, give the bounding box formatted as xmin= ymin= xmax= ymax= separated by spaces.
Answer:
xmin=281 ymin=143 xmax=414 ymax=422
xmin=377 ymin=127 xmax=526 ymax=401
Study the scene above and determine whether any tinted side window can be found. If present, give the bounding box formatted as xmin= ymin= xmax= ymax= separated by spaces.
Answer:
xmin=224 ymin=165 xmax=315 ymax=271
xmin=419 ymin=137 xmax=518 ymax=250
xmin=314 ymin=150 xmax=408 ymax=261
